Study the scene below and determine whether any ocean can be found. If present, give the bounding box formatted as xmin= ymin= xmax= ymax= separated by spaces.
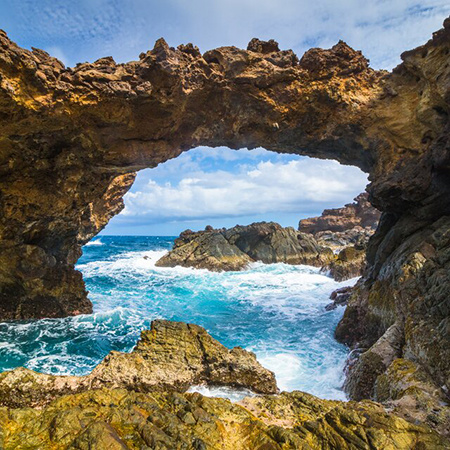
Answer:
xmin=0 ymin=236 xmax=355 ymax=401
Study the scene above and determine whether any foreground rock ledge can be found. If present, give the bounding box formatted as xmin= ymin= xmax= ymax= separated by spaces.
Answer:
xmin=0 ymin=320 xmax=278 ymax=408
xmin=0 ymin=322 xmax=447 ymax=449
xmin=0 ymin=389 xmax=447 ymax=449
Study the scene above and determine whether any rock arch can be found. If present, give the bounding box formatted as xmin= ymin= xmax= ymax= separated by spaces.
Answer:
xmin=0 ymin=19 xmax=449 ymax=404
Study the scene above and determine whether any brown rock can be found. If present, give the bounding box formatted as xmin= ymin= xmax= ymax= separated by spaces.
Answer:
xmin=326 ymin=245 xmax=367 ymax=281
xmin=299 ymin=193 xmax=381 ymax=252
xmin=156 ymin=222 xmax=334 ymax=271
xmin=0 ymin=18 xmax=449 ymax=438
xmin=0 ymin=320 xmax=278 ymax=408
xmin=0 ymin=389 xmax=447 ymax=449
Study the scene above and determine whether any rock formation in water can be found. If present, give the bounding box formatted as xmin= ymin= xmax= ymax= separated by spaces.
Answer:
xmin=156 ymin=222 xmax=334 ymax=271
xmin=299 ymin=193 xmax=381 ymax=250
xmin=0 ymin=320 xmax=277 ymax=408
xmin=0 ymin=16 xmax=449 ymax=441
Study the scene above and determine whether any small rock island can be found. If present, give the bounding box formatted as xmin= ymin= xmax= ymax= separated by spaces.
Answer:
xmin=156 ymin=193 xmax=380 ymax=283
xmin=156 ymin=221 xmax=335 ymax=271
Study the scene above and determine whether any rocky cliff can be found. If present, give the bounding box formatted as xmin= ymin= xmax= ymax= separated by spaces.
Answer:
xmin=299 ymin=193 xmax=381 ymax=250
xmin=156 ymin=222 xmax=334 ymax=271
xmin=0 ymin=16 xmax=449 ymax=441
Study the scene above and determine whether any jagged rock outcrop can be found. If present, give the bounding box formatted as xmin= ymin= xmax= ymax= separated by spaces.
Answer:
xmin=0 ymin=16 xmax=449 ymax=440
xmin=0 ymin=388 xmax=447 ymax=449
xmin=325 ymin=286 xmax=353 ymax=311
xmin=299 ymin=193 xmax=381 ymax=250
xmin=326 ymin=245 xmax=367 ymax=281
xmin=0 ymin=320 xmax=277 ymax=408
xmin=156 ymin=222 xmax=334 ymax=271
xmin=0 ymin=322 xmax=447 ymax=448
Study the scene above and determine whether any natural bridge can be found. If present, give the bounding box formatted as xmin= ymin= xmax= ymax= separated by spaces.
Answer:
xmin=0 ymin=17 xmax=449 ymax=418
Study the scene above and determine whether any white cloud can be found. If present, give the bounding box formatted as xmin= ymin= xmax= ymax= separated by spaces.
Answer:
xmin=122 ymin=158 xmax=368 ymax=223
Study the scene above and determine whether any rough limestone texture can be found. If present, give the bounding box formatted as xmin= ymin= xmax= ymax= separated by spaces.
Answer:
xmin=0 ymin=388 xmax=447 ymax=449
xmin=156 ymin=222 xmax=334 ymax=271
xmin=0 ymin=320 xmax=278 ymax=408
xmin=0 ymin=15 xmax=450 ymax=441
xmin=0 ymin=22 xmax=445 ymax=320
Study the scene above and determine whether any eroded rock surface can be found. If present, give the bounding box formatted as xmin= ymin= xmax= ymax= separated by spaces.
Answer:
xmin=156 ymin=222 xmax=334 ymax=271
xmin=299 ymin=193 xmax=381 ymax=251
xmin=0 ymin=16 xmax=449 ymax=442
xmin=0 ymin=388 xmax=447 ymax=449
xmin=0 ymin=320 xmax=277 ymax=408
xmin=326 ymin=245 xmax=367 ymax=281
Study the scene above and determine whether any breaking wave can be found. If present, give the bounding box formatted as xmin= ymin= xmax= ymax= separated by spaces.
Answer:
xmin=0 ymin=236 xmax=357 ymax=400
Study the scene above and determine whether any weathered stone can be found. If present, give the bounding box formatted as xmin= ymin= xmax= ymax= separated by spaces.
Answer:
xmin=325 ymin=286 xmax=353 ymax=310
xmin=0 ymin=388 xmax=447 ymax=449
xmin=0 ymin=22 xmax=443 ymax=319
xmin=0 ymin=320 xmax=278 ymax=408
xmin=0 ymin=17 xmax=449 ymax=443
xmin=336 ymin=215 xmax=450 ymax=417
xmin=299 ymin=193 xmax=380 ymax=235
xmin=326 ymin=245 xmax=367 ymax=281
xmin=375 ymin=358 xmax=450 ymax=436
xmin=156 ymin=222 xmax=335 ymax=271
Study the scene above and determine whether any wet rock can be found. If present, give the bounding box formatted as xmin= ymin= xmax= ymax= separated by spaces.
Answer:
xmin=325 ymin=286 xmax=352 ymax=310
xmin=0 ymin=320 xmax=278 ymax=408
xmin=156 ymin=222 xmax=335 ymax=271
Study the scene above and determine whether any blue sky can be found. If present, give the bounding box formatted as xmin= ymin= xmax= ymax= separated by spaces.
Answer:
xmin=1 ymin=1 xmax=448 ymax=235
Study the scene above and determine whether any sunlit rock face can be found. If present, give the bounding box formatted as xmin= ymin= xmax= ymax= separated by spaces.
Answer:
xmin=0 ymin=320 xmax=278 ymax=408
xmin=299 ymin=193 xmax=381 ymax=248
xmin=0 ymin=17 xmax=449 ymax=424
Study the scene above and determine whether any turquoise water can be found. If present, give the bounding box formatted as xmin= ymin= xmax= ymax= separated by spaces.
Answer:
xmin=0 ymin=236 xmax=354 ymax=400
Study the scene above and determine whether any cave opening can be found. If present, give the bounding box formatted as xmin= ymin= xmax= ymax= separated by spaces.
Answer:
xmin=0 ymin=145 xmax=370 ymax=401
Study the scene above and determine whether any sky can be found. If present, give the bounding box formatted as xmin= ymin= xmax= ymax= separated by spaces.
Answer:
xmin=1 ymin=1 xmax=448 ymax=235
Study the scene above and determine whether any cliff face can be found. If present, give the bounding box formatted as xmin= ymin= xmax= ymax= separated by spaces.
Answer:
xmin=0 ymin=17 xmax=449 ymax=427
xmin=299 ymin=193 xmax=381 ymax=234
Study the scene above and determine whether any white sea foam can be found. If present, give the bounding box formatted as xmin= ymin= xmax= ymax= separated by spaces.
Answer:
xmin=258 ymin=351 xmax=347 ymax=401
xmin=1 ymin=240 xmax=359 ymax=402
xmin=187 ymin=385 xmax=256 ymax=402
xmin=84 ymin=238 xmax=104 ymax=246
